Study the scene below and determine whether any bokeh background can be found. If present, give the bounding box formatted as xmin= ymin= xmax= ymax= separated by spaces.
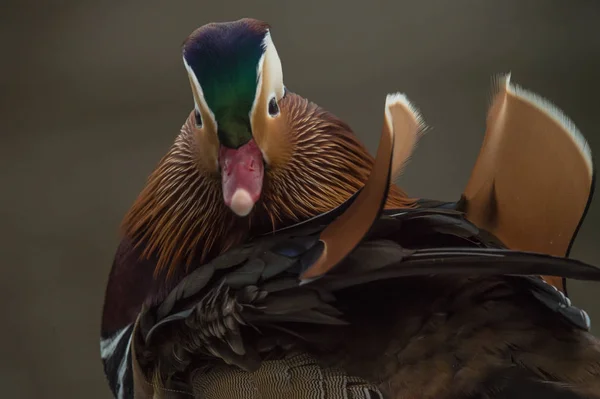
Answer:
xmin=2 ymin=1 xmax=600 ymax=397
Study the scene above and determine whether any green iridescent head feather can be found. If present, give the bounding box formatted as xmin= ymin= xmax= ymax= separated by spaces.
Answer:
xmin=183 ymin=19 xmax=270 ymax=148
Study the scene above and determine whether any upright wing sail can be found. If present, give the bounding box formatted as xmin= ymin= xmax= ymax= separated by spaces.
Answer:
xmin=461 ymin=74 xmax=595 ymax=293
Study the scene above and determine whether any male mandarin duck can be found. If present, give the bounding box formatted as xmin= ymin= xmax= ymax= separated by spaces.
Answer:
xmin=101 ymin=18 xmax=600 ymax=399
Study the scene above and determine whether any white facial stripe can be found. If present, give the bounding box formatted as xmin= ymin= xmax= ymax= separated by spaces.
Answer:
xmin=250 ymin=30 xmax=284 ymax=119
xmin=262 ymin=31 xmax=284 ymax=100
xmin=183 ymin=56 xmax=218 ymax=127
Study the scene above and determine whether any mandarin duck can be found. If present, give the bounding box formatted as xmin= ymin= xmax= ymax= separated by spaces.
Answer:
xmin=101 ymin=18 xmax=600 ymax=399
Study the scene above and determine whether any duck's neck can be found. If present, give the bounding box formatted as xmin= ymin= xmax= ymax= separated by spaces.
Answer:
xmin=122 ymin=106 xmax=414 ymax=282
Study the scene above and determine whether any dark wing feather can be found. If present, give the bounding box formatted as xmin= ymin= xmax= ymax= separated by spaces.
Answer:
xmin=137 ymin=207 xmax=600 ymax=375
xmin=472 ymin=367 xmax=593 ymax=399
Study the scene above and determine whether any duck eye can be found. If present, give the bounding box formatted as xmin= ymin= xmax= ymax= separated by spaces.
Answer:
xmin=194 ymin=110 xmax=203 ymax=128
xmin=268 ymin=97 xmax=279 ymax=117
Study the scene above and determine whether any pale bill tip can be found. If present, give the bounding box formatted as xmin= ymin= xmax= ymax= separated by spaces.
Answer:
xmin=230 ymin=188 xmax=255 ymax=217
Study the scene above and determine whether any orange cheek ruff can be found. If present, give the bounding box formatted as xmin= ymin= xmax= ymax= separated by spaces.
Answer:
xmin=219 ymin=139 xmax=265 ymax=217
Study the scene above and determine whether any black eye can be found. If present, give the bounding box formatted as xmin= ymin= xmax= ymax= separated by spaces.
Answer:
xmin=268 ymin=97 xmax=279 ymax=117
xmin=194 ymin=110 xmax=203 ymax=128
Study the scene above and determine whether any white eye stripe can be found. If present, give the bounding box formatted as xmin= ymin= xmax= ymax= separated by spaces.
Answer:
xmin=250 ymin=30 xmax=284 ymax=122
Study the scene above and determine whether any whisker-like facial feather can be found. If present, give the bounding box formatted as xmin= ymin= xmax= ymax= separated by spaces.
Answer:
xmin=122 ymin=93 xmax=415 ymax=280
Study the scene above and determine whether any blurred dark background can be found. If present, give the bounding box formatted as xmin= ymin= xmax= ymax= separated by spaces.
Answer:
xmin=2 ymin=1 xmax=600 ymax=397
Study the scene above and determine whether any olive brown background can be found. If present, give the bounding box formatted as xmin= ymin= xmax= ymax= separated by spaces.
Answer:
xmin=2 ymin=1 xmax=600 ymax=398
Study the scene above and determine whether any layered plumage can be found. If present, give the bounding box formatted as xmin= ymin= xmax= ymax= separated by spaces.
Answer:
xmin=101 ymin=18 xmax=600 ymax=399
xmin=132 ymin=206 xmax=600 ymax=398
